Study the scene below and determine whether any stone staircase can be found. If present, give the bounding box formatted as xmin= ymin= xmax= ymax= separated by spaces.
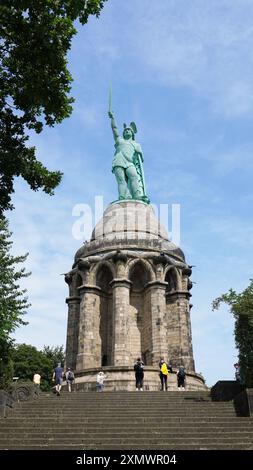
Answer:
xmin=0 ymin=390 xmax=253 ymax=450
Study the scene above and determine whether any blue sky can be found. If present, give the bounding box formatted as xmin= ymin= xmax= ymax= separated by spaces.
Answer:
xmin=7 ymin=0 xmax=253 ymax=386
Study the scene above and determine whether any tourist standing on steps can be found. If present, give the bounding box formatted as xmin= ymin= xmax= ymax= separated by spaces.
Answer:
xmin=134 ymin=358 xmax=144 ymax=391
xmin=159 ymin=358 xmax=172 ymax=391
xmin=66 ymin=367 xmax=75 ymax=392
xmin=177 ymin=365 xmax=186 ymax=390
xmin=33 ymin=372 xmax=41 ymax=390
xmin=96 ymin=371 xmax=107 ymax=392
xmin=52 ymin=363 xmax=64 ymax=396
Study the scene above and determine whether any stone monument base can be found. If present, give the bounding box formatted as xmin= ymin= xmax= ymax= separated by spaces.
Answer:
xmin=71 ymin=367 xmax=207 ymax=392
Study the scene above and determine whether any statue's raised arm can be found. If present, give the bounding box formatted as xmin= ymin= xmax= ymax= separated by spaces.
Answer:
xmin=108 ymin=110 xmax=119 ymax=142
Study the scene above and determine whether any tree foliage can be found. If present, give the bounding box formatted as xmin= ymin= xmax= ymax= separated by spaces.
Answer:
xmin=0 ymin=216 xmax=30 ymax=386
xmin=42 ymin=345 xmax=65 ymax=367
xmin=0 ymin=1 xmax=107 ymax=212
xmin=0 ymin=216 xmax=30 ymax=341
xmin=212 ymin=280 xmax=253 ymax=387
xmin=0 ymin=337 xmax=14 ymax=388
xmin=11 ymin=343 xmax=65 ymax=390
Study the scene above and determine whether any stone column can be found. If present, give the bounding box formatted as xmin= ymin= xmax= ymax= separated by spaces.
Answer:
xmin=65 ymin=296 xmax=80 ymax=370
xmin=146 ymin=281 xmax=168 ymax=365
xmin=110 ymin=278 xmax=132 ymax=366
xmin=76 ymin=284 xmax=101 ymax=371
xmin=166 ymin=291 xmax=195 ymax=371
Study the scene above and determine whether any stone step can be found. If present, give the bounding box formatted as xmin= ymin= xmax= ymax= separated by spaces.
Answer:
xmin=2 ymin=443 xmax=252 ymax=450
xmin=9 ymin=406 xmax=234 ymax=415
xmin=5 ymin=416 xmax=245 ymax=424
xmin=17 ymin=406 xmax=233 ymax=412
xmin=34 ymin=399 xmax=213 ymax=403
xmin=33 ymin=394 xmax=212 ymax=399
xmin=8 ymin=412 xmax=237 ymax=418
xmin=1 ymin=436 xmax=253 ymax=446
xmin=10 ymin=404 xmax=235 ymax=411
xmin=24 ymin=398 xmax=215 ymax=405
xmin=16 ymin=409 xmax=234 ymax=414
xmin=25 ymin=400 xmax=214 ymax=405
xmin=1 ymin=389 xmax=251 ymax=451
xmin=17 ymin=393 xmax=213 ymax=398
xmin=11 ymin=402 xmax=235 ymax=409
xmin=19 ymin=400 xmax=230 ymax=406
xmin=20 ymin=397 xmax=212 ymax=400
xmin=18 ymin=395 xmax=227 ymax=400
xmin=1 ymin=430 xmax=253 ymax=438
xmin=33 ymin=407 xmax=230 ymax=412
xmin=3 ymin=422 xmax=252 ymax=430
xmin=2 ymin=425 xmax=250 ymax=434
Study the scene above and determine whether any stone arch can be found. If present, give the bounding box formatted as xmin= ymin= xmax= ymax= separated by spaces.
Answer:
xmin=164 ymin=267 xmax=182 ymax=292
xmin=128 ymin=260 xmax=153 ymax=365
xmin=127 ymin=257 xmax=155 ymax=283
xmin=90 ymin=260 xmax=116 ymax=285
xmin=95 ymin=263 xmax=113 ymax=367
xmin=96 ymin=264 xmax=113 ymax=292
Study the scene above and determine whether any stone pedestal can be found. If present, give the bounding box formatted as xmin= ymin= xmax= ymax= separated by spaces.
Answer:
xmin=65 ymin=201 xmax=206 ymax=390
xmin=73 ymin=366 xmax=206 ymax=392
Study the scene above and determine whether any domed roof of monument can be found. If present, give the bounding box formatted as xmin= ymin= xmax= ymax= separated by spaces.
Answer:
xmin=75 ymin=201 xmax=185 ymax=262
xmin=92 ymin=200 xmax=167 ymax=240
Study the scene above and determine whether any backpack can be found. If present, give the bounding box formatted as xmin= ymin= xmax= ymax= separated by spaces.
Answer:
xmin=178 ymin=368 xmax=185 ymax=378
xmin=160 ymin=363 xmax=168 ymax=375
xmin=67 ymin=371 xmax=74 ymax=381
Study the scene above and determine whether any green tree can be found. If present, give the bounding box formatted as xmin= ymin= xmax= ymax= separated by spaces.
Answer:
xmin=12 ymin=343 xmax=65 ymax=390
xmin=212 ymin=280 xmax=253 ymax=387
xmin=42 ymin=345 xmax=65 ymax=368
xmin=12 ymin=343 xmax=51 ymax=390
xmin=0 ymin=338 xmax=14 ymax=388
xmin=0 ymin=0 xmax=107 ymax=213
xmin=0 ymin=216 xmax=30 ymax=386
xmin=0 ymin=216 xmax=30 ymax=339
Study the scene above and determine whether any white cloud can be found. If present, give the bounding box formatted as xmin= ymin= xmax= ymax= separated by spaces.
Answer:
xmin=67 ymin=0 xmax=253 ymax=117
xmin=121 ymin=0 xmax=253 ymax=117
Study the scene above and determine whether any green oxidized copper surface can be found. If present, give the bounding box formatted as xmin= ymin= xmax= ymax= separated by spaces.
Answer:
xmin=108 ymin=93 xmax=150 ymax=204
